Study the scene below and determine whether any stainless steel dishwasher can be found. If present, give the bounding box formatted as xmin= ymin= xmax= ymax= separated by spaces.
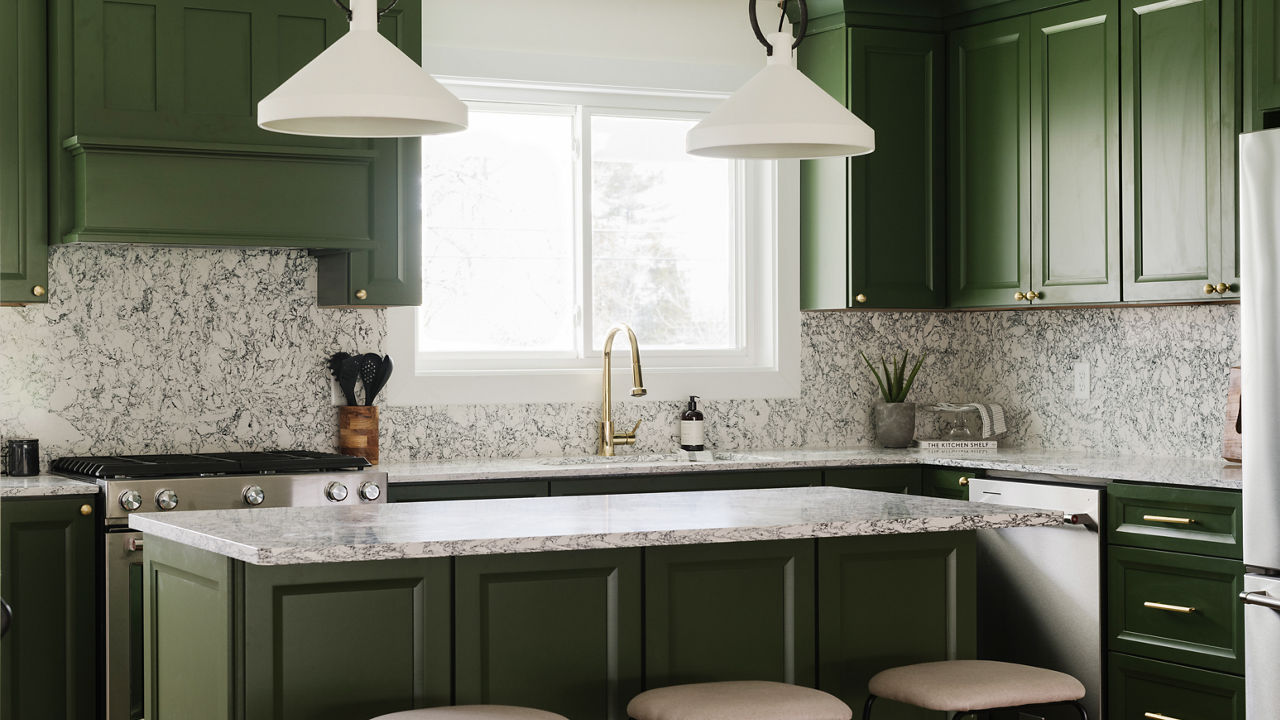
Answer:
xmin=968 ymin=474 xmax=1103 ymax=720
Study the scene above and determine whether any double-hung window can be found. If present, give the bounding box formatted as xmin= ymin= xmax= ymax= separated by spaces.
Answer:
xmin=387 ymin=83 xmax=799 ymax=404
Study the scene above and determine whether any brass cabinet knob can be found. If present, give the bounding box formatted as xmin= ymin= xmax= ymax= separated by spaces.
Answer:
xmin=854 ymin=293 xmax=868 ymax=304
xmin=1026 ymin=290 xmax=1040 ymax=301
xmin=958 ymin=477 xmax=970 ymax=486
xmin=1204 ymin=283 xmax=1216 ymax=295
xmin=354 ymin=289 xmax=368 ymax=300
xmin=79 ymin=504 xmax=92 ymax=516
xmin=1215 ymin=282 xmax=1230 ymax=294
xmin=1013 ymin=292 xmax=1026 ymax=302
xmin=32 ymin=285 xmax=46 ymax=297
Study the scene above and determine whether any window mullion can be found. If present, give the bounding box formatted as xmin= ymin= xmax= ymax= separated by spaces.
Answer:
xmin=578 ymin=106 xmax=594 ymax=360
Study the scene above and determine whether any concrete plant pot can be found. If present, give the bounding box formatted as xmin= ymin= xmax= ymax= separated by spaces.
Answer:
xmin=874 ymin=401 xmax=916 ymax=448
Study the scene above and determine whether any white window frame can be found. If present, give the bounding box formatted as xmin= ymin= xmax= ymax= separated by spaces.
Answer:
xmin=385 ymin=79 xmax=800 ymax=405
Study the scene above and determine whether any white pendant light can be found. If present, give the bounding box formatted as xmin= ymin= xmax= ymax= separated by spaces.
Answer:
xmin=687 ymin=0 xmax=873 ymax=159
xmin=258 ymin=0 xmax=467 ymax=138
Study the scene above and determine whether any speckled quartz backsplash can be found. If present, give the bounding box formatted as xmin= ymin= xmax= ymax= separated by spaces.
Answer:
xmin=0 ymin=246 xmax=1239 ymax=468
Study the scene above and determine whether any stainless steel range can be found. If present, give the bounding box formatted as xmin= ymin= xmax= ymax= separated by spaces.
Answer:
xmin=51 ymin=450 xmax=387 ymax=720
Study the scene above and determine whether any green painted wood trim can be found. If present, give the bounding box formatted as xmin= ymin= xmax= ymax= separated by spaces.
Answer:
xmin=241 ymin=557 xmax=452 ymax=719
xmin=0 ymin=496 xmax=96 ymax=720
xmin=454 ymin=549 xmax=642 ymax=720
xmin=1108 ymin=482 xmax=1243 ymax=559
xmin=144 ymin=536 xmax=235 ymax=720
xmin=389 ymin=480 xmax=551 ymax=503
xmin=644 ymin=540 xmax=817 ymax=689
xmin=1108 ymin=546 xmax=1245 ymax=674
xmin=1108 ymin=652 xmax=1245 ymax=719
xmin=549 ymin=470 xmax=821 ymax=496
xmin=1221 ymin=0 xmax=1242 ymax=291
xmin=816 ymin=532 xmax=976 ymax=715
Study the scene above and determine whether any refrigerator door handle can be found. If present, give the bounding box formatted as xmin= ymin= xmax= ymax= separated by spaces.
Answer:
xmin=1240 ymin=590 xmax=1280 ymax=611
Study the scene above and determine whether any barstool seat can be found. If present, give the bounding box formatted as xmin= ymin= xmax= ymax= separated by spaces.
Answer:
xmin=628 ymin=680 xmax=853 ymax=720
xmin=371 ymin=706 xmax=569 ymax=720
xmin=863 ymin=660 xmax=1086 ymax=719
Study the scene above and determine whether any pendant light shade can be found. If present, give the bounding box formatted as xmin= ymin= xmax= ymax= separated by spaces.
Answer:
xmin=687 ymin=2 xmax=874 ymax=159
xmin=258 ymin=0 xmax=467 ymax=138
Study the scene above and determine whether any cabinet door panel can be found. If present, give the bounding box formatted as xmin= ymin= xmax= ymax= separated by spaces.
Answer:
xmin=1122 ymin=0 xmax=1224 ymax=300
xmin=949 ymin=18 xmax=1031 ymax=307
xmin=1108 ymin=652 xmax=1244 ymax=720
xmin=799 ymin=28 xmax=852 ymax=310
xmin=0 ymin=0 xmax=49 ymax=305
xmin=644 ymin=540 xmax=815 ymax=688
xmin=1030 ymin=0 xmax=1121 ymax=304
xmin=454 ymin=550 xmax=642 ymax=720
xmin=0 ymin=497 xmax=97 ymax=720
xmin=1247 ymin=0 xmax=1280 ymax=127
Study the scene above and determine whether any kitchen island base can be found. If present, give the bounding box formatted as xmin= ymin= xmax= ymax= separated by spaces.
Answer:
xmin=144 ymin=533 xmax=975 ymax=720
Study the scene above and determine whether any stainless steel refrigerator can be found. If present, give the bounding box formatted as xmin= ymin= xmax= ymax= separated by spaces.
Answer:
xmin=1240 ymin=126 xmax=1280 ymax=719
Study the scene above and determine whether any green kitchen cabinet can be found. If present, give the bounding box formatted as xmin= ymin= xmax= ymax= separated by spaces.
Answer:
xmin=0 ymin=496 xmax=97 ymax=720
xmin=950 ymin=1 xmax=1120 ymax=307
xmin=1246 ymin=0 xmax=1280 ymax=128
xmin=48 ymin=0 xmax=423 ymax=307
xmin=390 ymin=479 xmax=550 ymax=503
xmin=816 ymin=533 xmax=976 ymax=719
xmin=454 ymin=549 xmax=642 ymax=720
xmin=548 ymin=470 xmax=820 ymax=497
xmin=921 ymin=468 xmax=976 ymax=500
xmin=1121 ymin=0 xmax=1239 ymax=301
xmin=1108 ymin=652 xmax=1245 ymax=720
xmin=799 ymin=27 xmax=946 ymax=310
xmin=0 ymin=0 xmax=49 ymax=305
xmin=824 ymin=466 xmax=922 ymax=494
xmin=644 ymin=540 xmax=815 ymax=688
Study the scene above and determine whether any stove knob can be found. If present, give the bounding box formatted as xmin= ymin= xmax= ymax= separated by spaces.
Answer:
xmin=243 ymin=485 xmax=266 ymax=506
xmin=119 ymin=490 xmax=143 ymax=512
xmin=155 ymin=489 xmax=179 ymax=511
xmin=325 ymin=481 xmax=349 ymax=502
xmin=358 ymin=481 xmax=382 ymax=502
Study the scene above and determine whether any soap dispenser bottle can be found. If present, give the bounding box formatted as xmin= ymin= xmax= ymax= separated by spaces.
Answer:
xmin=680 ymin=396 xmax=705 ymax=451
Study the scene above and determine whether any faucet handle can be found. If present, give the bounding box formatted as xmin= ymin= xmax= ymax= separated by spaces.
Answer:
xmin=614 ymin=419 xmax=642 ymax=445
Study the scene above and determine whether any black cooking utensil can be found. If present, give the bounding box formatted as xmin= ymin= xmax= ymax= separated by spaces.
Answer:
xmin=327 ymin=352 xmax=351 ymax=382
xmin=363 ymin=355 xmax=394 ymax=406
xmin=356 ymin=353 xmax=382 ymax=405
xmin=337 ymin=357 xmax=360 ymax=406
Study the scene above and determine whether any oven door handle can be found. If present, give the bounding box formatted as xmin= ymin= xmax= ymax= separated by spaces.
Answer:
xmin=128 ymin=537 xmax=144 ymax=552
xmin=1240 ymin=590 xmax=1280 ymax=612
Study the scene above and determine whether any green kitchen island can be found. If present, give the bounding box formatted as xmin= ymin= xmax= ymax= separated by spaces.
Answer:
xmin=129 ymin=486 xmax=1060 ymax=720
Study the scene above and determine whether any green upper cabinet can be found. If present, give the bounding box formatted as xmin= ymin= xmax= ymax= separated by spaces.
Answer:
xmin=1245 ymin=0 xmax=1280 ymax=128
xmin=48 ymin=0 xmax=423 ymax=306
xmin=1120 ymin=0 xmax=1237 ymax=301
xmin=799 ymin=26 xmax=946 ymax=309
xmin=1029 ymin=0 xmax=1122 ymax=305
xmin=950 ymin=1 xmax=1120 ymax=308
xmin=0 ymin=0 xmax=49 ymax=305
xmin=948 ymin=17 xmax=1032 ymax=307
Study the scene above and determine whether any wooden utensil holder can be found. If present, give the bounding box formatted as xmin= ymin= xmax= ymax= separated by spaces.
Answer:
xmin=339 ymin=406 xmax=379 ymax=465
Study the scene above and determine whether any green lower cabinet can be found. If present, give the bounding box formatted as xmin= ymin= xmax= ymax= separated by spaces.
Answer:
xmin=454 ymin=549 xmax=641 ymax=720
xmin=0 ymin=496 xmax=97 ymax=720
xmin=548 ymin=470 xmax=820 ymax=496
xmin=390 ymin=479 xmax=549 ymax=503
xmin=816 ymin=533 xmax=976 ymax=720
xmin=1108 ymin=546 xmax=1245 ymax=674
xmin=824 ymin=467 xmax=922 ymax=495
xmin=644 ymin=540 xmax=816 ymax=688
xmin=921 ymin=468 xmax=975 ymax=500
xmin=0 ymin=0 xmax=49 ymax=305
xmin=1108 ymin=652 xmax=1244 ymax=720
xmin=798 ymin=25 xmax=946 ymax=310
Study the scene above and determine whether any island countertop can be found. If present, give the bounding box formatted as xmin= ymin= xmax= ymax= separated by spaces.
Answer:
xmin=128 ymin=485 xmax=1062 ymax=566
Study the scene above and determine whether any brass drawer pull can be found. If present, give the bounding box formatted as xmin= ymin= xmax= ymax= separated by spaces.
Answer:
xmin=1144 ymin=713 xmax=1183 ymax=720
xmin=1142 ymin=514 xmax=1195 ymax=525
xmin=1144 ymin=601 xmax=1196 ymax=614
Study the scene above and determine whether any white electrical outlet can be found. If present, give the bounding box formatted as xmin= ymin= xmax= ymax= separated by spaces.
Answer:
xmin=1073 ymin=361 xmax=1090 ymax=401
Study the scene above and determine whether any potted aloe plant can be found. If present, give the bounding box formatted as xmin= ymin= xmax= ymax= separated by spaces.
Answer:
xmin=860 ymin=351 xmax=926 ymax=448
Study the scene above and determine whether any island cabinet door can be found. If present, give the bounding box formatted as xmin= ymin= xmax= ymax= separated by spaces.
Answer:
xmin=643 ymin=540 xmax=816 ymax=688
xmin=816 ymin=533 xmax=976 ymax=719
xmin=239 ymin=558 xmax=452 ymax=720
xmin=454 ymin=549 xmax=642 ymax=720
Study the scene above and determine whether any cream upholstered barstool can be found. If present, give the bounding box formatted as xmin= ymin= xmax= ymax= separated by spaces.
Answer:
xmin=862 ymin=660 xmax=1087 ymax=720
xmin=628 ymin=680 xmax=853 ymax=720
xmin=371 ymin=706 xmax=569 ymax=720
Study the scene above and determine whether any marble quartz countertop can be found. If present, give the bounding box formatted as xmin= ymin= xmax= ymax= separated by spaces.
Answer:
xmin=128 ymin=485 xmax=1063 ymax=566
xmin=0 ymin=474 xmax=100 ymax=497
xmin=381 ymin=447 xmax=1242 ymax=490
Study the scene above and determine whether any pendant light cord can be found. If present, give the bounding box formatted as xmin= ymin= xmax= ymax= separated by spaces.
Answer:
xmin=331 ymin=0 xmax=399 ymax=22
xmin=748 ymin=0 xmax=807 ymax=55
